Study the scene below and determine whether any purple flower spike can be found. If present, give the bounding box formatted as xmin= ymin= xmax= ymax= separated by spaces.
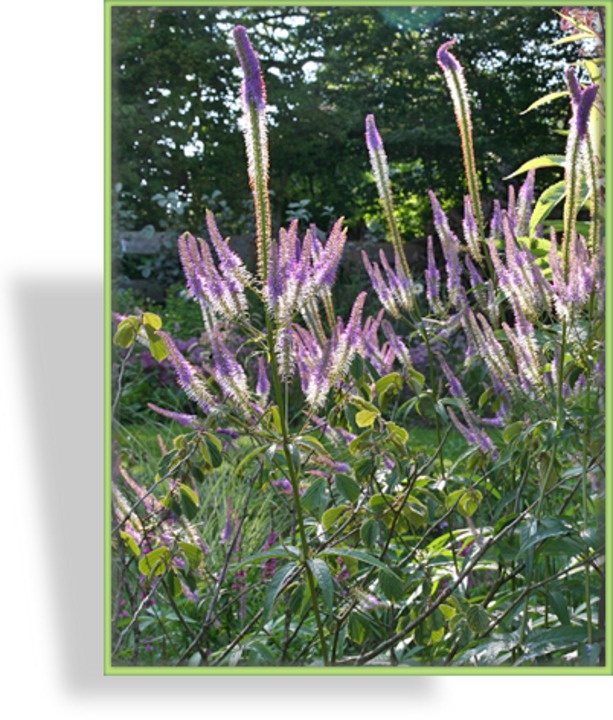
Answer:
xmin=147 ymin=403 xmax=203 ymax=429
xmin=565 ymin=67 xmax=599 ymax=141
xmin=437 ymin=38 xmax=461 ymax=73
xmin=233 ymin=26 xmax=266 ymax=111
xmin=365 ymin=114 xmax=383 ymax=152
xmin=566 ymin=67 xmax=582 ymax=105
xmin=575 ymin=83 xmax=599 ymax=140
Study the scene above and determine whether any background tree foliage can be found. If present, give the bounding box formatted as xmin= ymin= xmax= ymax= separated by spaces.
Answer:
xmin=112 ymin=5 xmax=577 ymax=243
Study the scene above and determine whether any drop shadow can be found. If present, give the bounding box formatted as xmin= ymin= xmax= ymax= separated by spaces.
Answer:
xmin=15 ymin=277 xmax=435 ymax=701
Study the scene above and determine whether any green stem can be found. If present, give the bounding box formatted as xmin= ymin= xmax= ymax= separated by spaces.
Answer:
xmin=265 ymin=314 xmax=330 ymax=665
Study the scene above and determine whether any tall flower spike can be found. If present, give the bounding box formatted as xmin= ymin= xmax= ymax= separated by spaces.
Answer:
xmin=364 ymin=114 xmax=413 ymax=295
xmin=157 ymin=330 xmax=217 ymax=414
xmin=436 ymin=39 xmax=484 ymax=239
xmin=233 ymin=26 xmax=272 ymax=281
xmin=210 ymin=327 xmax=250 ymax=410
xmin=562 ymin=67 xmax=599 ymax=269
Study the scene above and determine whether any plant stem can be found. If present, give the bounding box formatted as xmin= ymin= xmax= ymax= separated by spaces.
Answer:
xmin=265 ymin=313 xmax=330 ymax=665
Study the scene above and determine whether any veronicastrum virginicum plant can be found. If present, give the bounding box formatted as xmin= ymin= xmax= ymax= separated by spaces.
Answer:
xmin=112 ymin=23 xmax=605 ymax=667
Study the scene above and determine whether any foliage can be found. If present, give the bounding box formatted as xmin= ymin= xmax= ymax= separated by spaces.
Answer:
xmin=111 ymin=11 xmax=605 ymax=669
xmin=112 ymin=6 xmax=577 ymax=240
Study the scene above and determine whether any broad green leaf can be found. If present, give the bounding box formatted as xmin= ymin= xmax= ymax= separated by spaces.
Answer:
xmin=335 ymin=474 xmax=361 ymax=504
xmin=375 ymin=372 xmax=403 ymax=398
xmin=322 ymin=505 xmax=349 ymax=532
xmin=406 ymin=368 xmax=426 ymax=393
xmin=320 ymin=547 xmax=400 ymax=579
xmin=518 ymin=517 xmax=573 ymax=556
xmin=235 ymin=444 xmax=268 ymax=476
xmin=478 ymin=386 xmax=494 ymax=409
xmin=142 ymin=312 xmax=163 ymax=330
xmin=520 ymin=90 xmax=569 ymax=115
xmin=466 ymin=605 xmax=489 ymax=634
xmin=300 ymin=476 xmax=328 ymax=517
xmin=307 ymin=558 xmax=334 ymax=610
xmin=179 ymin=483 xmax=199 ymax=507
xmin=179 ymin=542 xmax=203 ymax=569
xmin=355 ymin=409 xmax=379 ymax=428
xmin=113 ymin=318 xmax=138 ymax=348
xmin=144 ymin=325 xmax=169 ymax=362
xmin=179 ymin=483 xmax=199 ymax=520
xmin=378 ymin=568 xmax=404 ymax=602
xmin=296 ymin=435 xmax=328 ymax=456
xmin=502 ymin=421 xmax=525 ymax=444
xmin=360 ymin=519 xmax=380 ymax=549
xmin=202 ymin=433 xmax=223 ymax=468
xmin=234 ymin=546 xmax=300 ymax=570
xmin=504 ymin=154 xmax=565 ymax=179
xmin=264 ymin=563 xmax=297 ymax=618
xmin=349 ymin=430 xmax=373 ymax=456
xmin=369 ymin=493 xmax=395 ymax=511
xmin=387 ymin=421 xmax=409 ymax=445
xmin=138 ymin=547 xmax=171 ymax=577
xmin=119 ymin=530 xmax=141 ymax=558
xmin=458 ymin=489 xmax=482 ymax=518
xmin=349 ymin=396 xmax=379 ymax=413
xmin=548 ymin=590 xmax=571 ymax=626
xmin=353 ymin=456 xmax=375 ymax=481
xmin=530 ymin=180 xmax=566 ymax=236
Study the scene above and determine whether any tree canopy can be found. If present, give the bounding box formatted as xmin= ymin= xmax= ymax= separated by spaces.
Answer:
xmin=112 ymin=5 xmax=577 ymax=242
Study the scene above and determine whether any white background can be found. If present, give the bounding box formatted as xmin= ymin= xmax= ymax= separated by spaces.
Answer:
xmin=0 ymin=1 xmax=610 ymax=717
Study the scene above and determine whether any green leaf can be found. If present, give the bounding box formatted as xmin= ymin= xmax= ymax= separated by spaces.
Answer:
xmin=307 ymin=558 xmax=334 ymax=610
xmin=179 ymin=542 xmax=203 ymax=569
xmin=548 ymin=590 xmax=571 ymax=626
xmin=406 ymin=368 xmax=426 ymax=393
xmin=518 ymin=517 xmax=573 ymax=556
xmin=504 ymin=154 xmax=565 ymax=179
xmin=119 ymin=530 xmax=141 ymax=557
xmin=550 ymin=32 xmax=594 ymax=46
xmin=264 ymin=563 xmax=297 ymax=618
xmin=520 ymin=90 xmax=569 ymax=115
xmin=202 ymin=433 xmax=223 ymax=468
xmin=179 ymin=483 xmax=199 ymax=520
xmin=530 ymin=181 xmax=566 ymax=236
xmin=355 ymin=409 xmax=379 ymax=428
xmin=349 ymin=430 xmax=373 ymax=456
xmin=387 ymin=421 xmax=409 ymax=445
xmin=378 ymin=568 xmax=404 ymax=603
xmin=296 ymin=435 xmax=328 ymax=456
xmin=375 ymin=372 xmax=403 ymax=398
xmin=335 ymin=474 xmax=361 ymax=503
xmin=458 ymin=489 xmax=482 ymax=518
xmin=466 ymin=605 xmax=489 ymax=634
xmin=300 ymin=476 xmax=328 ymax=518
xmin=234 ymin=546 xmax=300 ymax=570
xmin=144 ymin=325 xmax=169 ymax=362
xmin=502 ymin=421 xmax=525 ymax=444
xmin=360 ymin=519 xmax=380 ymax=549
xmin=478 ymin=386 xmax=494 ymax=409
xmin=235 ymin=444 xmax=268 ymax=476
xmin=369 ymin=493 xmax=395 ymax=511
xmin=138 ymin=547 xmax=171 ymax=577
xmin=142 ymin=312 xmax=163 ymax=330
xmin=353 ymin=456 xmax=375 ymax=481
xmin=322 ymin=505 xmax=349 ymax=532
xmin=113 ymin=318 xmax=138 ymax=348
xmin=320 ymin=547 xmax=398 ymax=577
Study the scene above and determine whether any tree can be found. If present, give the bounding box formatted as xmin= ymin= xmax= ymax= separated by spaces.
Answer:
xmin=112 ymin=6 xmax=576 ymax=243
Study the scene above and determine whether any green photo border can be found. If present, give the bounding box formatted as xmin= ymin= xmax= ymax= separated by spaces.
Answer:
xmin=104 ymin=0 xmax=612 ymax=675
